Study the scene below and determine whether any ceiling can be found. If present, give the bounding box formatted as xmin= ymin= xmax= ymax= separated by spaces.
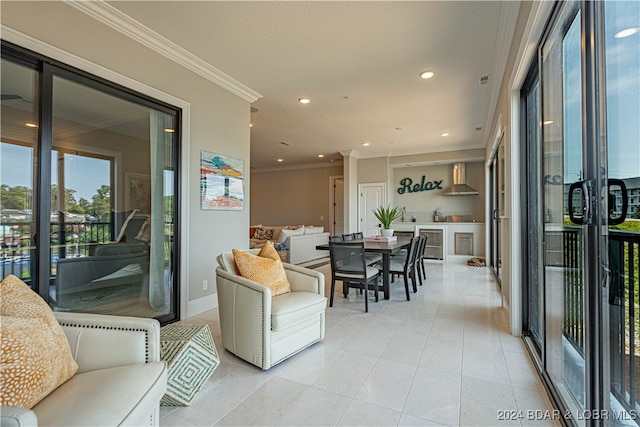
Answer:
xmin=4 ymin=1 xmax=519 ymax=171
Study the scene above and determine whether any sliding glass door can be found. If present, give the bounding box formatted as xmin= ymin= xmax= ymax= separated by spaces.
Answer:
xmin=523 ymin=1 xmax=640 ymax=424
xmin=1 ymin=42 xmax=180 ymax=322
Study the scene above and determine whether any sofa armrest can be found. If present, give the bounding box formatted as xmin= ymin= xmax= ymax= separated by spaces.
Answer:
xmin=54 ymin=312 xmax=161 ymax=374
xmin=0 ymin=406 xmax=38 ymax=427
xmin=215 ymin=267 xmax=272 ymax=368
xmin=283 ymin=264 xmax=325 ymax=296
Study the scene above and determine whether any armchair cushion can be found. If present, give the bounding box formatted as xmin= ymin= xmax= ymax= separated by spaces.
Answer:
xmin=0 ymin=275 xmax=78 ymax=409
xmin=232 ymin=247 xmax=291 ymax=296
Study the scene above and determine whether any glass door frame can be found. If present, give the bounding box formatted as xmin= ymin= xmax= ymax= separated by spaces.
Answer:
xmin=2 ymin=41 xmax=182 ymax=324
xmin=519 ymin=1 xmax=613 ymax=422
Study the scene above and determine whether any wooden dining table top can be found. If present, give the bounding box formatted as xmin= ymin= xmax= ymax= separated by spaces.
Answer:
xmin=315 ymin=236 xmax=412 ymax=253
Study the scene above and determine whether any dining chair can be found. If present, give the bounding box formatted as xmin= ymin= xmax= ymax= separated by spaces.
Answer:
xmin=342 ymin=233 xmax=356 ymax=241
xmin=328 ymin=241 xmax=381 ymax=312
xmin=329 ymin=235 xmax=344 ymax=242
xmin=342 ymin=232 xmax=380 ymax=265
xmin=375 ymin=236 xmax=419 ymax=301
xmin=353 ymin=232 xmax=364 ymax=239
xmin=416 ymin=234 xmax=428 ymax=282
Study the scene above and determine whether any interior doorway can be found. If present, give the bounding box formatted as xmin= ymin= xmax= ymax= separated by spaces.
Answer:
xmin=329 ymin=176 xmax=344 ymax=236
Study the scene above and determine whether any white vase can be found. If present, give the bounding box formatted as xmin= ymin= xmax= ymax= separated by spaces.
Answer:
xmin=381 ymin=229 xmax=394 ymax=237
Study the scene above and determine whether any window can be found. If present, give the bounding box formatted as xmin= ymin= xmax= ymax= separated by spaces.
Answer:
xmin=1 ymin=42 xmax=180 ymax=322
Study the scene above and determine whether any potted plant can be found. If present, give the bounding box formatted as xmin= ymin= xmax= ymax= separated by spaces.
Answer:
xmin=372 ymin=205 xmax=401 ymax=237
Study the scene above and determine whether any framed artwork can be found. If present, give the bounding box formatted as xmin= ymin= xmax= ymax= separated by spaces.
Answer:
xmin=200 ymin=151 xmax=244 ymax=210
xmin=125 ymin=173 xmax=151 ymax=214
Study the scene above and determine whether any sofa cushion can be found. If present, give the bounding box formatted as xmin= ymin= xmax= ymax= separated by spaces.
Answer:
xmin=278 ymin=226 xmax=305 ymax=244
xmin=32 ymin=362 xmax=166 ymax=426
xmin=304 ymin=226 xmax=325 ymax=235
xmin=271 ymin=292 xmax=327 ymax=331
xmin=232 ymin=249 xmax=292 ymax=296
xmin=0 ymin=275 xmax=78 ymax=409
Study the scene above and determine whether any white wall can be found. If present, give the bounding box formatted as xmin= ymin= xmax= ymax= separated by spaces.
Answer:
xmin=1 ymin=2 xmax=253 ymax=318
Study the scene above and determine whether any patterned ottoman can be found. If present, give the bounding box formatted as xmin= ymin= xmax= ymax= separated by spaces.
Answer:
xmin=159 ymin=324 xmax=220 ymax=406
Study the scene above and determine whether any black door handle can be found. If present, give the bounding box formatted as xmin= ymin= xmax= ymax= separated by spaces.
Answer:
xmin=608 ymin=178 xmax=628 ymax=226
xmin=568 ymin=180 xmax=591 ymax=225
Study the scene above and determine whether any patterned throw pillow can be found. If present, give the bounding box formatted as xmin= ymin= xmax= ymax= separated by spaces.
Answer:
xmin=232 ymin=244 xmax=292 ymax=296
xmin=0 ymin=275 xmax=79 ymax=408
xmin=253 ymin=227 xmax=274 ymax=240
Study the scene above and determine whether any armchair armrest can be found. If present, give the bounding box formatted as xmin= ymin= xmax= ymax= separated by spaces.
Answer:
xmin=283 ymin=263 xmax=325 ymax=295
xmin=0 ymin=406 xmax=38 ymax=427
xmin=215 ymin=267 xmax=272 ymax=368
xmin=54 ymin=312 xmax=161 ymax=374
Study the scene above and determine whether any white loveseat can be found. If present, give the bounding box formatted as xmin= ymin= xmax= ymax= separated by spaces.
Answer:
xmin=249 ymin=225 xmax=329 ymax=265
xmin=215 ymin=250 xmax=327 ymax=370
xmin=1 ymin=312 xmax=167 ymax=427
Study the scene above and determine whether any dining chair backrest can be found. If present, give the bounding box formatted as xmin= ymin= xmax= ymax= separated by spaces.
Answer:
xmin=353 ymin=232 xmax=364 ymax=239
xmin=342 ymin=233 xmax=356 ymax=241
xmin=329 ymin=241 xmax=367 ymax=279
xmin=329 ymin=234 xmax=344 ymax=242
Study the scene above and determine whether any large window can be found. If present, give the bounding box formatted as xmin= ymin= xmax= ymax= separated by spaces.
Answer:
xmin=1 ymin=42 xmax=180 ymax=323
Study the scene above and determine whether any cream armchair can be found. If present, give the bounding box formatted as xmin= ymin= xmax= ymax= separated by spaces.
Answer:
xmin=216 ymin=250 xmax=327 ymax=370
xmin=1 ymin=312 xmax=167 ymax=427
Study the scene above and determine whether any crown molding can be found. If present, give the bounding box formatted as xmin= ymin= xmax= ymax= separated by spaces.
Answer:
xmin=251 ymin=160 xmax=343 ymax=174
xmin=64 ymin=0 xmax=262 ymax=103
xmin=357 ymin=143 xmax=486 ymax=160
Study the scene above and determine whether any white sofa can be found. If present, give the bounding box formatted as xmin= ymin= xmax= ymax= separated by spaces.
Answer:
xmin=215 ymin=250 xmax=327 ymax=370
xmin=249 ymin=225 xmax=329 ymax=265
xmin=1 ymin=312 xmax=167 ymax=427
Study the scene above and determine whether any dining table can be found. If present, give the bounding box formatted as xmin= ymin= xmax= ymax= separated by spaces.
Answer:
xmin=315 ymin=236 xmax=412 ymax=300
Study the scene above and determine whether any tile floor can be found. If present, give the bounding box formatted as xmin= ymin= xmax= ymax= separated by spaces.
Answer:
xmin=160 ymin=261 xmax=559 ymax=427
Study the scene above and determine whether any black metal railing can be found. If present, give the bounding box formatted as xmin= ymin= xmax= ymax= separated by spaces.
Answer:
xmin=1 ymin=220 xmax=113 ymax=281
xmin=558 ymin=227 xmax=640 ymax=414
xmin=609 ymin=230 xmax=640 ymax=413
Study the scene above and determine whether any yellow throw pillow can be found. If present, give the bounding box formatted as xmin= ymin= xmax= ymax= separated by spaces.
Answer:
xmin=0 ymin=275 xmax=79 ymax=409
xmin=257 ymin=240 xmax=281 ymax=261
xmin=232 ymin=246 xmax=292 ymax=296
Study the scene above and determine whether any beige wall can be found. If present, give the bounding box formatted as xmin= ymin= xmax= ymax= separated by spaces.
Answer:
xmin=392 ymin=162 xmax=485 ymax=222
xmin=250 ymin=165 xmax=343 ymax=230
xmin=2 ymin=1 xmax=251 ymax=318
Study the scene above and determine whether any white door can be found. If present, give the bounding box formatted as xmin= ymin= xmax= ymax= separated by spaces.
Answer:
xmin=359 ymin=183 xmax=385 ymax=237
xmin=332 ymin=177 xmax=344 ymax=235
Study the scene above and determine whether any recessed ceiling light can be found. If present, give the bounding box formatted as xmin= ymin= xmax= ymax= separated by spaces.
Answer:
xmin=543 ymin=120 xmax=554 ymax=125
xmin=317 ymin=154 xmax=325 ymax=158
xmin=615 ymin=27 xmax=640 ymax=38
xmin=419 ymin=70 xmax=435 ymax=79
xmin=440 ymin=132 xmax=450 ymax=137
xmin=250 ymin=123 xmax=253 ymax=127
xmin=362 ymin=142 xmax=370 ymax=147
xmin=298 ymin=97 xmax=311 ymax=104
xmin=24 ymin=122 xmax=38 ymax=128
xmin=277 ymin=158 xmax=284 ymax=162
xmin=163 ymin=128 xmax=175 ymax=133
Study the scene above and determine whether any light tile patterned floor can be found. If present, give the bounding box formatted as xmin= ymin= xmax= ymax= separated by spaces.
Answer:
xmin=160 ymin=262 xmax=559 ymax=427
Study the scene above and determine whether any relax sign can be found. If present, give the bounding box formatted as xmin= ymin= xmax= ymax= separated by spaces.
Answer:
xmin=397 ymin=176 xmax=443 ymax=194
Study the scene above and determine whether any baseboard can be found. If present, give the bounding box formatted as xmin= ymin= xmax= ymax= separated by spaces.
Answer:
xmin=185 ymin=293 xmax=218 ymax=319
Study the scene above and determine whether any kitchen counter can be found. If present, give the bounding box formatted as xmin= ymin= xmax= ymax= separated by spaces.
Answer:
xmin=391 ymin=222 xmax=486 ymax=263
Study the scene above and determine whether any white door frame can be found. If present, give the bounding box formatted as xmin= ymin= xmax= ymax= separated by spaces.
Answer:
xmin=358 ymin=182 xmax=386 ymax=236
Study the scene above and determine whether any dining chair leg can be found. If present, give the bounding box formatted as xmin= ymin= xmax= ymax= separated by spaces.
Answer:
xmin=363 ymin=281 xmax=368 ymax=312
xmin=330 ymin=278 xmax=336 ymax=307
xmin=420 ymin=257 xmax=426 ymax=280
xmin=402 ymin=273 xmax=411 ymax=301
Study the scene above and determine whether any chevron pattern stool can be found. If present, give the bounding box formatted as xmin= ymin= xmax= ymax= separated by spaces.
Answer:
xmin=159 ymin=324 xmax=219 ymax=406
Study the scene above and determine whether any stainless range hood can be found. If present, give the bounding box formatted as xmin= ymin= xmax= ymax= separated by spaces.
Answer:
xmin=441 ymin=162 xmax=479 ymax=196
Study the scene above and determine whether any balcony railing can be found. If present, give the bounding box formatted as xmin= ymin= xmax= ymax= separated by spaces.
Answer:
xmin=559 ymin=227 xmax=640 ymax=414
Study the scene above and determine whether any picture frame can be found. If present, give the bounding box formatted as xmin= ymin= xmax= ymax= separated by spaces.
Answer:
xmin=200 ymin=151 xmax=244 ymax=210
xmin=125 ymin=173 xmax=151 ymax=214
